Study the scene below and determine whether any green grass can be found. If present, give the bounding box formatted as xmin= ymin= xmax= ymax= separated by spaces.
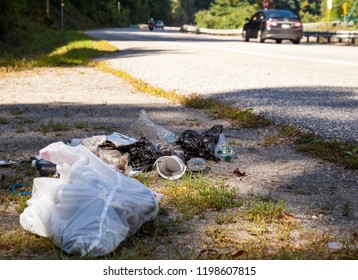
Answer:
xmin=135 ymin=173 xmax=239 ymax=220
xmin=296 ymin=138 xmax=358 ymax=170
xmin=41 ymin=119 xmax=71 ymax=133
xmin=260 ymin=125 xmax=358 ymax=170
xmin=0 ymin=31 xmax=117 ymax=72
xmin=0 ymin=117 xmax=9 ymax=124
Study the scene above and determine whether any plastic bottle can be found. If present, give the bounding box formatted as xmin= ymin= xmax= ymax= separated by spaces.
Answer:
xmin=214 ymin=133 xmax=235 ymax=162
xmin=31 ymin=159 xmax=57 ymax=176
xmin=216 ymin=145 xmax=233 ymax=162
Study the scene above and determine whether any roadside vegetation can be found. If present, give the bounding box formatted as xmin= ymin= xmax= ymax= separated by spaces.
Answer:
xmin=0 ymin=24 xmax=356 ymax=260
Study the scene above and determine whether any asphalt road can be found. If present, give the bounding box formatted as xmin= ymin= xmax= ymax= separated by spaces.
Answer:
xmin=87 ymin=28 xmax=358 ymax=142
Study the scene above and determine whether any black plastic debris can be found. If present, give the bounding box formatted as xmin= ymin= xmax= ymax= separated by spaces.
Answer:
xmin=176 ymin=125 xmax=223 ymax=161
xmin=118 ymin=137 xmax=158 ymax=172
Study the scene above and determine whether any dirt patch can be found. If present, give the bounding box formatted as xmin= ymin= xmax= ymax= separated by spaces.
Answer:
xmin=0 ymin=67 xmax=357 ymax=259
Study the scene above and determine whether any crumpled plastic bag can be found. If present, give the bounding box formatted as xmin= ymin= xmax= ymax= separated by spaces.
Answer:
xmin=19 ymin=141 xmax=159 ymax=257
xmin=118 ymin=137 xmax=158 ymax=172
xmin=130 ymin=110 xmax=176 ymax=145
xmin=176 ymin=125 xmax=223 ymax=161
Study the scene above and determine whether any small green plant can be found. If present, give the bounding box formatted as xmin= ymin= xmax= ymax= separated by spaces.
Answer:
xmin=296 ymin=138 xmax=358 ymax=170
xmin=342 ymin=201 xmax=351 ymax=217
xmin=242 ymin=198 xmax=286 ymax=223
xmin=0 ymin=117 xmax=9 ymax=124
xmin=262 ymin=134 xmax=279 ymax=146
xmin=92 ymin=123 xmax=112 ymax=131
xmin=75 ymin=121 xmax=88 ymax=130
xmin=215 ymin=209 xmax=238 ymax=225
xmin=10 ymin=108 xmax=24 ymax=116
xmin=15 ymin=126 xmax=25 ymax=133
xmin=41 ymin=119 xmax=71 ymax=133
xmin=345 ymin=146 xmax=358 ymax=158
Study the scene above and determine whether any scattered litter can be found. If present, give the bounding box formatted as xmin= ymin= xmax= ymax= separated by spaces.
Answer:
xmin=283 ymin=213 xmax=295 ymax=221
xmin=99 ymin=149 xmax=130 ymax=172
xmin=130 ymin=110 xmax=176 ymax=145
xmin=11 ymin=183 xmax=31 ymax=196
xmin=20 ymin=142 xmax=159 ymax=257
xmin=177 ymin=125 xmax=223 ymax=161
xmin=327 ymin=242 xmax=343 ymax=251
xmin=31 ymin=158 xmax=57 ymax=176
xmin=0 ymin=160 xmax=18 ymax=168
xmin=17 ymin=119 xmax=237 ymax=256
xmin=106 ymin=132 xmax=137 ymax=147
xmin=155 ymin=155 xmax=186 ymax=180
xmin=119 ymin=137 xmax=158 ymax=172
xmin=233 ymin=167 xmax=246 ymax=177
xmin=187 ymin=157 xmax=206 ymax=172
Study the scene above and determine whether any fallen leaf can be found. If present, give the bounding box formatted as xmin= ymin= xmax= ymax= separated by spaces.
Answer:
xmin=231 ymin=250 xmax=244 ymax=258
xmin=284 ymin=213 xmax=295 ymax=221
xmin=233 ymin=168 xmax=246 ymax=177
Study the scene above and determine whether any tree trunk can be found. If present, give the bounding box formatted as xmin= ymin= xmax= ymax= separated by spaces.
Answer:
xmin=46 ymin=0 xmax=50 ymax=19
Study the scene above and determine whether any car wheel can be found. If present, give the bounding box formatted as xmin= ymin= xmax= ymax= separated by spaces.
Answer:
xmin=243 ymin=30 xmax=249 ymax=42
xmin=276 ymin=39 xmax=282 ymax=44
xmin=292 ymin=39 xmax=300 ymax=44
xmin=258 ymin=31 xmax=265 ymax=43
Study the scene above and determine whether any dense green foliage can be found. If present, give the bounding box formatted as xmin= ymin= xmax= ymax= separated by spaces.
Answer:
xmin=0 ymin=0 xmax=357 ymax=50
xmin=195 ymin=0 xmax=358 ymax=28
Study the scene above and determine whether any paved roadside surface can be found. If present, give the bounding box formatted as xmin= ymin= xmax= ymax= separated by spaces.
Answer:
xmin=87 ymin=28 xmax=358 ymax=142
xmin=0 ymin=66 xmax=357 ymax=258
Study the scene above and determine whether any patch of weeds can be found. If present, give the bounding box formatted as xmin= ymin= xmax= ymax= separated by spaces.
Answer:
xmin=160 ymin=173 xmax=238 ymax=220
xmin=74 ymin=121 xmax=89 ymax=130
xmin=92 ymin=123 xmax=113 ymax=131
xmin=183 ymin=94 xmax=271 ymax=128
xmin=1 ymin=31 xmax=118 ymax=71
xmin=13 ymin=194 xmax=31 ymax=214
xmin=296 ymin=138 xmax=358 ymax=170
xmin=15 ymin=126 xmax=25 ymax=133
xmin=215 ymin=209 xmax=238 ymax=225
xmin=342 ymin=201 xmax=351 ymax=217
xmin=313 ymin=201 xmax=336 ymax=214
xmin=132 ymin=172 xmax=157 ymax=188
xmin=41 ymin=119 xmax=71 ymax=133
xmin=345 ymin=146 xmax=358 ymax=160
xmin=16 ymin=116 xmax=36 ymax=124
xmin=247 ymin=147 xmax=257 ymax=152
xmin=10 ymin=108 xmax=24 ymax=116
xmin=0 ymin=228 xmax=55 ymax=259
xmin=279 ymin=125 xmax=308 ymax=139
xmin=242 ymin=198 xmax=286 ymax=223
xmin=0 ymin=117 xmax=9 ymax=124
xmin=262 ymin=134 xmax=279 ymax=146
xmin=63 ymin=110 xmax=71 ymax=118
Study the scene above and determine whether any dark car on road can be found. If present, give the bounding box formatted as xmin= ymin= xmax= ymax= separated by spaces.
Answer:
xmin=243 ymin=9 xmax=303 ymax=44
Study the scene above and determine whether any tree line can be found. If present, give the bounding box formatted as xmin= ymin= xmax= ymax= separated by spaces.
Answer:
xmin=0 ymin=0 xmax=357 ymax=42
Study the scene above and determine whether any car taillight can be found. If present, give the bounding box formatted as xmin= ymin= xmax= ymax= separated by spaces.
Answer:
xmin=265 ymin=19 xmax=278 ymax=27
xmin=293 ymin=22 xmax=303 ymax=27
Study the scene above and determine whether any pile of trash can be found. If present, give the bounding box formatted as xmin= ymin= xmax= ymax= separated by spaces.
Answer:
xmin=18 ymin=110 xmax=235 ymax=257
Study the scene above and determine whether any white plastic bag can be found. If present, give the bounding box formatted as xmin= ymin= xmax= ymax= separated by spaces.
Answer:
xmin=20 ymin=142 xmax=159 ymax=257
xmin=130 ymin=110 xmax=176 ymax=145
